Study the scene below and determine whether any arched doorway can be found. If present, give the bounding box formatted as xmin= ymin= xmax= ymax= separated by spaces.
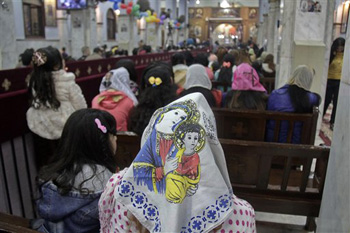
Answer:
xmin=209 ymin=22 xmax=243 ymax=46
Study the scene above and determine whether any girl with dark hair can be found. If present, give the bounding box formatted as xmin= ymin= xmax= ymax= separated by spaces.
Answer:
xmin=115 ymin=59 xmax=139 ymax=97
xmin=128 ymin=64 xmax=177 ymax=135
xmin=224 ymin=63 xmax=267 ymax=110
xmin=33 ymin=108 xmax=118 ymax=233
xmin=216 ymin=53 xmax=236 ymax=84
xmin=323 ymin=37 xmax=345 ymax=130
xmin=266 ymin=65 xmax=321 ymax=143
xmin=26 ymin=46 xmax=87 ymax=169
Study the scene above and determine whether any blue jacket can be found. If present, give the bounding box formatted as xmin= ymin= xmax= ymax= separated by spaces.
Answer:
xmin=33 ymin=165 xmax=112 ymax=233
xmin=265 ymin=85 xmax=319 ymax=143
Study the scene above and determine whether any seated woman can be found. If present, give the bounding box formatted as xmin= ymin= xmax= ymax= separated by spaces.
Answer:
xmin=92 ymin=67 xmax=138 ymax=131
xmin=224 ymin=63 xmax=268 ymax=110
xmin=33 ymin=109 xmax=118 ymax=233
xmin=194 ymin=52 xmax=214 ymax=80
xmin=128 ymin=63 xmax=177 ymax=136
xmin=178 ymin=64 xmax=217 ymax=107
xmin=99 ymin=93 xmax=256 ymax=233
xmin=266 ymin=65 xmax=321 ymax=143
xmin=261 ymin=54 xmax=276 ymax=78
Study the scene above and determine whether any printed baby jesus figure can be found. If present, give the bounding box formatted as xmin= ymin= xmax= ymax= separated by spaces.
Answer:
xmin=165 ymin=122 xmax=206 ymax=204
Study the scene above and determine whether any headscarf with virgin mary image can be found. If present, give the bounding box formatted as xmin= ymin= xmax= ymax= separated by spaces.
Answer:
xmin=106 ymin=93 xmax=256 ymax=232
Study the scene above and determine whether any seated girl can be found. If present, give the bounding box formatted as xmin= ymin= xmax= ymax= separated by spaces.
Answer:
xmin=266 ymin=65 xmax=321 ymax=143
xmin=33 ymin=109 xmax=118 ymax=233
xmin=128 ymin=63 xmax=177 ymax=136
xmin=224 ymin=63 xmax=268 ymax=110
xmin=92 ymin=67 xmax=138 ymax=131
xmin=99 ymin=93 xmax=256 ymax=233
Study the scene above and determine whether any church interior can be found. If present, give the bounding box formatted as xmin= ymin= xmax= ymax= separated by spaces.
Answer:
xmin=0 ymin=0 xmax=349 ymax=232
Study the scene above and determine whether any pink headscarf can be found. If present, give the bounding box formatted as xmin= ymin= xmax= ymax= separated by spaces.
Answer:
xmin=232 ymin=63 xmax=266 ymax=92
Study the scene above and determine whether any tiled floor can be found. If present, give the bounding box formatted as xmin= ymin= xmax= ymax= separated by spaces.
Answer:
xmin=256 ymin=212 xmax=314 ymax=233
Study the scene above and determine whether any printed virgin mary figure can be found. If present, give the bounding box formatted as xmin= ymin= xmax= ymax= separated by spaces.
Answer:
xmin=133 ymin=100 xmax=200 ymax=194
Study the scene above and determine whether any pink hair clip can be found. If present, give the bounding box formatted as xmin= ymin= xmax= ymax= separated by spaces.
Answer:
xmin=222 ymin=61 xmax=231 ymax=68
xmin=95 ymin=118 xmax=107 ymax=133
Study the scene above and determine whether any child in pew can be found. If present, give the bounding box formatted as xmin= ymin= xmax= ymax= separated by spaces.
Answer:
xmin=128 ymin=62 xmax=178 ymax=136
xmin=266 ymin=65 xmax=321 ymax=143
xmin=99 ymin=93 xmax=256 ymax=233
xmin=26 ymin=46 xmax=87 ymax=169
xmin=92 ymin=67 xmax=138 ymax=132
xmin=32 ymin=109 xmax=118 ymax=233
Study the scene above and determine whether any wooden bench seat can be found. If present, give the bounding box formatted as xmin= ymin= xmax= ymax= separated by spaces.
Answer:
xmin=213 ymin=107 xmax=318 ymax=145
xmin=221 ymin=139 xmax=329 ymax=231
xmin=0 ymin=212 xmax=39 ymax=232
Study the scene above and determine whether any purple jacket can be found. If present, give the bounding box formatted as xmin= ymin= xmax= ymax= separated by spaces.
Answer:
xmin=266 ymin=85 xmax=319 ymax=143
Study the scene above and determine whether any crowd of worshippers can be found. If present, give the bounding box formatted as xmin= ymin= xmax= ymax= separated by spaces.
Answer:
xmin=22 ymin=38 xmax=345 ymax=232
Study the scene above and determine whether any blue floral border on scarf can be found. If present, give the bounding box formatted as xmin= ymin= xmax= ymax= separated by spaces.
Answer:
xmin=118 ymin=180 xmax=232 ymax=233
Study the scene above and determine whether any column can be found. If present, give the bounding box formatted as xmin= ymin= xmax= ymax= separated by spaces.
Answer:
xmin=0 ymin=0 xmax=16 ymax=69
xmin=277 ymin=0 xmax=335 ymax=135
xmin=178 ymin=0 xmax=187 ymax=43
xmin=257 ymin=0 xmax=269 ymax=47
xmin=165 ymin=0 xmax=177 ymax=19
xmin=276 ymin=0 xmax=296 ymax=88
xmin=317 ymin=11 xmax=350 ymax=232
xmin=266 ymin=0 xmax=278 ymax=54
xmin=149 ymin=0 xmax=161 ymax=50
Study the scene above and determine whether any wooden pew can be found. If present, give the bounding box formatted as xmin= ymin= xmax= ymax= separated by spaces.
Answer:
xmin=213 ymin=107 xmax=319 ymax=145
xmin=220 ymin=139 xmax=329 ymax=231
xmin=0 ymin=212 xmax=39 ymax=232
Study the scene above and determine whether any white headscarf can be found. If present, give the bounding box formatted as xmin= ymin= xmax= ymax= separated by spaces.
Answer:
xmin=116 ymin=93 xmax=234 ymax=232
xmin=287 ymin=65 xmax=314 ymax=91
xmin=184 ymin=64 xmax=212 ymax=90
xmin=99 ymin=67 xmax=138 ymax=106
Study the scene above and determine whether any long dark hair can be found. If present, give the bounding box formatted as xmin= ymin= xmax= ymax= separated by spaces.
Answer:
xmin=218 ymin=54 xmax=235 ymax=83
xmin=115 ymin=59 xmax=137 ymax=83
xmin=38 ymin=109 xmax=117 ymax=195
xmin=329 ymin=37 xmax=345 ymax=64
xmin=288 ymin=85 xmax=320 ymax=113
xmin=29 ymin=46 xmax=63 ymax=109
xmin=128 ymin=65 xmax=177 ymax=135
xmin=225 ymin=90 xmax=267 ymax=111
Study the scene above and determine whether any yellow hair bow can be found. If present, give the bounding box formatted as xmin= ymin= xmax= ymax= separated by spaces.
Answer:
xmin=148 ymin=76 xmax=162 ymax=87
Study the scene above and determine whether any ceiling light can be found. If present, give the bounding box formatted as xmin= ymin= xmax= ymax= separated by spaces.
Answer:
xmin=196 ymin=0 xmax=200 ymax=4
xmin=220 ymin=0 xmax=231 ymax=8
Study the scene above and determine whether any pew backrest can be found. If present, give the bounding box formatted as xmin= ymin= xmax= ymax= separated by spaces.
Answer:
xmin=213 ymin=107 xmax=319 ymax=145
xmin=220 ymin=139 xmax=329 ymax=218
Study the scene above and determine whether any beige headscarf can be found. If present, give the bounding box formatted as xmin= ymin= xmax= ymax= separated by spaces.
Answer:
xmin=184 ymin=64 xmax=212 ymax=90
xmin=287 ymin=65 xmax=314 ymax=91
